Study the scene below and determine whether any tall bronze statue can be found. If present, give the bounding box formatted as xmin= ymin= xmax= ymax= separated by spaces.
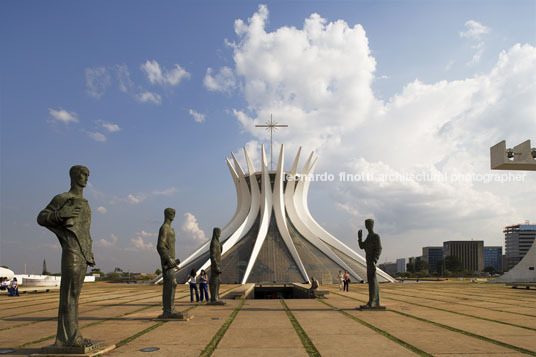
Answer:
xmin=208 ymin=227 xmax=224 ymax=305
xmin=358 ymin=219 xmax=385 ymax=310
xmin=156 ymin=208 xmax=184 ymax=319
xmin=37 ymin=165 xmax=97 ymax=348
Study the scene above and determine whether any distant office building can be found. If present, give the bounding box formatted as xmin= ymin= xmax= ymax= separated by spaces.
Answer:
xmin=422 ymin=246 xmax=443 ymax=273
xmin=483 ymin=246 xmax=503 ymax=272
xmin=379 ymin=262 xmax=397 ymax=277
xmin=443 ymin=241 xmax=484 ymax=272
xmin=504 ymin=223 xmax=536 ymax=271
xmin=396 ymin=258 xmax=406 ymax=273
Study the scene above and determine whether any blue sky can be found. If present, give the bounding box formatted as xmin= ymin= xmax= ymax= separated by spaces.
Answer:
xmin=1 ymin=1 xmax=535 ymax=274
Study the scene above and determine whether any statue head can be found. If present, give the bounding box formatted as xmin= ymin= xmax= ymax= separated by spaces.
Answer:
xmin=212 ymin=227 xmax=221 ymax=240
xmin=365 ymin=218 xmax=374 ymax=231
xmin=164 ymin=208 xmax=176 ymax=221
xmin=69 ymin=165 xmax=90 ymax=188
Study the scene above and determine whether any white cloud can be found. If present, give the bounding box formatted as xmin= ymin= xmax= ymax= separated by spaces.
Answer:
xmin=215 ymin=6 xmax=536 ymax=261
xmin=136 ymin=91 xmax=162 ymax=105
xmin=460 ymin=20 xmax=490 ymax=65
xmin=97 ymin=233 xmax=118 ymax=248
xmin=87 ymin=131 xmax=106 ymax=142
xmin=99 ymin=121 xmax=120 ymax=132
xmin=460 ymin=20 xmax=490 ymax=41
xmin=188 ymin=109 xmax=206 ymax=123
xmin=152 ymin=187 xmax=177 ymax=196
xmin=130 ymin=236 xmax=153 ymax=250
xmin=96 ymin=206 xmax=107 ymax=214
xmin=140 ymin=60 xmax=190 ymax=86
xmin=48 ymin=108 xmax=79 ymax=124
xmin=117 ymin=64 xmax=134 ymax=93
xmin=181 ymin=213 xmax=207 ymax=243
xmin=139 ymin=230 xmax=156 ymax=238
xmin=204 ymin=66 xmax=236 ymax=92
xmin=85 ymin=67 xmax=111 ymax=99
xmin=127 ymin=194 xmax=145 ymax=204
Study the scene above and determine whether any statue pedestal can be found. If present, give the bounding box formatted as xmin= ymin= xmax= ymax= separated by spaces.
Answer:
xmin=357 ymin=305 xmax=386 ymax=311
xmin=34 ymin=341 xmax=114 ymax=356
xmin=207 ymin=301 xmax=226 ymax=305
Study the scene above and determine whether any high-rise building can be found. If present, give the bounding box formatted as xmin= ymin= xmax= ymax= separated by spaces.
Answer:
xmin=504 ymin=223 xmax=536 ymax=271
xmin=422 ymin=246 xmax=443 ymax=273
xmin=443 ymin=241 xmax=484 ymax=272
xmin=396 ymin=258 xmax=406 ymax=273
xmin=483 ymin=246 xmax=503 ymax=272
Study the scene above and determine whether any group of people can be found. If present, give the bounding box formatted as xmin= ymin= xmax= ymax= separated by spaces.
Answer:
xmin=187 ymin=269 xmax=209 ymax=302
xmin=0 ymin=277 xmax=19 ymax=296
xmin=338 ymin=270 xmax=351 ymax=292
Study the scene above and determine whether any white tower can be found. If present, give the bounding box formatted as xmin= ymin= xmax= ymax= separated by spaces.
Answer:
xmin=175 ymin=145 xmax=394 ymax=284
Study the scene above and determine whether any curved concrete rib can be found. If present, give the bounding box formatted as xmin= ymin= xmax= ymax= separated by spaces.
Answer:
xmin=297 ymin=156 xmax=395 ymax=283
xmin=241 ymin=145 xmax=273 ymax=284
xmin=195 ymin=147 xmax=261 ymax=276
xmin=286 ymin=152 xmax=363 ymax=282
xmin=272 ymin=145 xmax=309 ymax=283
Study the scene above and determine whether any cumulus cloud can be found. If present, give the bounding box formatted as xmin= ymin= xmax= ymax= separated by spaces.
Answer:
xmin=96 ymin=206 xmax=107 ymax=214
xmin=212 ymin=6 xmax=536 ymax=261
xmin=141 ymin=60 xmax=190 ymax=86
xmin=130 ymin=236 xmax=153 ymax=250
xmin=85 ymin=67 xmax=111 ymax=98
xmin=204 ymin=66 xmax=236 ymax=92
xmin=188 ymin=109 xmax=206 ymax=123
xmin=116 ymin=64 xmax=134 ymax=93
xmin=48 ymin=108 xmax=79 ymax=124
xmin=87 ymin=131 xmax=106 ymax=142
xmin=127 ymin=194 xmax=145 ymax=204
xmin=181 ymin=213 xmax=207 ymax=243
xmin=139 ymin=230 xmax=156 ymax=238
xmin=136 ymin=91 xmax=162 ymax=105
xmin=97 ymin=233 xmax=118 ymax=248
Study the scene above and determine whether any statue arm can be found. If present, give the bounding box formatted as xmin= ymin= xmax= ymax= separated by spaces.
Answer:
xmin=157 ymin=226 xmax=176 ymax=270
xmin=37 ymin=195 xmax=65 ymax=227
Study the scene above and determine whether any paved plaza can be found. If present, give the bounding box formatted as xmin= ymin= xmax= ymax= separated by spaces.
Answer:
xmin=1 ymin=281 xmax=535 ymax=356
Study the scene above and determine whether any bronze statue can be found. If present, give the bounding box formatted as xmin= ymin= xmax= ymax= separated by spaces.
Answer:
xmin=156 ymin=208 xmax=183 ymax=319
xmin=358 ymin=219 xmax=385 ymax=310
xmin=208 ymin=227 xmax=224 ymax=305
xmin=37 ymin=165 xmax=97 ymax=348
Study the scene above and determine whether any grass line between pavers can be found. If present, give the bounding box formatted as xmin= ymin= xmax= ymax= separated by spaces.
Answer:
xmin=199 ymin=299 xmax=245 ymax=357
xmin=382 ymin=291 xmax=536 ymax=318
xmin=332 ymin=291 xmax=536 ymax=356
xmin=115 ymin=321 xmax=166 ymax=348
xmin=334 ymin=289 xmax=536 ymax=332
xmin=317 ymin=299 xmax=432 ymax=357
xmin=391 ymin=309 xmax=536 ymax=356
xmin=2 ymin=289 xmax=148 ymax=319
xmin=281 ymin=299 xmax=320 ymax=357
xmin=0 ymin=292 xmax=164 ymax=332
xmin=393 ymin=288 xmax=536 ymax=309
xmin=14 ymin=292 xmax=192 ymax=349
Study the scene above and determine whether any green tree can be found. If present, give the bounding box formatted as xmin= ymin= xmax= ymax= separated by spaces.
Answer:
xmin=155 ymin=269 xmax=162 ymax=275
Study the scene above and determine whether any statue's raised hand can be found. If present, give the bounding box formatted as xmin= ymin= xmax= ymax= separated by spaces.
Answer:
xmin=358 ymin=229 xmax=363 ymax=240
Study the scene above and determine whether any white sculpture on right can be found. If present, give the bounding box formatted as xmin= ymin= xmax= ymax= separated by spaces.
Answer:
xmin=490 ymin=140 xmax=536 ymax=171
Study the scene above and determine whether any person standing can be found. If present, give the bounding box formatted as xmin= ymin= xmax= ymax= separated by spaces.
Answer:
xmin=156 ymin=208 xmax=183 ymax=319
xmin=199 ymin=269 xmax=209 ymax=302
xmin=358 ymin=218 xmax=384 ymax=309
xmin=188 ymin=269 xmax=200 ymax=303
xmin=338 ymin=270 xmax=344 ymax=290
xmin=37 ymin=165 xmax=96 ymax=348
xmin=343 ymin=270 xmax=350 ymax=292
